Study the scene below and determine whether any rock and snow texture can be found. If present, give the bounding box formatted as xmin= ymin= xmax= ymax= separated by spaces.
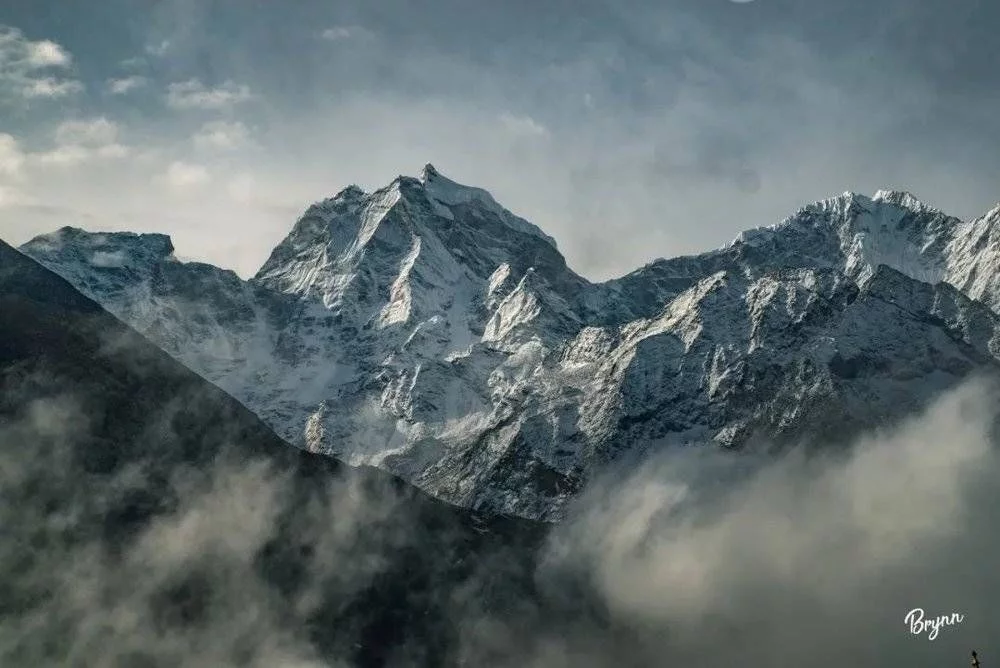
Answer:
xmin=19 ymin=166 xmax=1000 ymax=519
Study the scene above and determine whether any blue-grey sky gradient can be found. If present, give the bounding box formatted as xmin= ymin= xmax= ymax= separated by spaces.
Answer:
xmin=1 ymin=0 xmax=998 ymax=278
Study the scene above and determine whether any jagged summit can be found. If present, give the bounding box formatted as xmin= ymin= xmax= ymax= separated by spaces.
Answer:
xmin=729 ymin=189 xmax=956 ymax=253
xmin=871 ymin=188 xmax=935 ymax=212
xmin=418 ymin=163 xmax=558 ymax=248
xmin=333 ymin=183 xmax=368 ymax=200
xmin=420 ymin=162 xmax=440 ymax=181
xmin=794 ymin=189 xmax=939 ymax=222
xmin=252 ymin=164 xmax=570 ymax=314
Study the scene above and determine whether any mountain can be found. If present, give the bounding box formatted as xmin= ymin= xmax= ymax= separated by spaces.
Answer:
xmin=0 ymin=239 xmax=555 ymax=667
xmin=20 ymin=167 xmax=1000 ymax=520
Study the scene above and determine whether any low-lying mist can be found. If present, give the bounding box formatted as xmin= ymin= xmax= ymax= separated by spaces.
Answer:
xmin=545 ymin=375 xmax=998 ymax=666
xmin=2 ymin=373 xmax=997 ymax=667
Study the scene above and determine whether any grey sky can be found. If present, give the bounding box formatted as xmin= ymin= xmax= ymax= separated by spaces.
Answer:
xmin=1 ymin=0 xmax=999 ymax=279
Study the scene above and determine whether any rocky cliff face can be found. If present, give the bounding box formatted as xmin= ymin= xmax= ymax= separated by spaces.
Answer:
xmin=20 ymin=166 xmax=1000 ymax=519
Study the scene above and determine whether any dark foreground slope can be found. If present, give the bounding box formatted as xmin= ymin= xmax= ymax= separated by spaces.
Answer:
xmin=0 ymin=239 xmax=567 ymax=667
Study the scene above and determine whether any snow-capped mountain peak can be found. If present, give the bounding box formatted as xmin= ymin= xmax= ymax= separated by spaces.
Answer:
xmin=419 ymin=163 xmax=558 ymax=248
xmin=721 ymin=188 xmax=967 ymax=288
xmin=18 ymin=227 xmax=180 ymax=307
xmin=253 ymin=165 xmax=577 ymax=330
xmin=18 ymin=169 xmax=1000 ymax=520
xmin=871 ymin=188 xmax=936 ymax=212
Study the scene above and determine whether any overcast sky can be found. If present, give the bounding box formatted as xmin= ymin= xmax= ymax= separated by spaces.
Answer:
xmin=1 ymin=0 xmax=999 ymax=279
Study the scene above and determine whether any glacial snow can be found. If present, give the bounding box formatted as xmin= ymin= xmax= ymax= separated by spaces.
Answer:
xmin=19 ymin=170 xmax=1000 ymax=520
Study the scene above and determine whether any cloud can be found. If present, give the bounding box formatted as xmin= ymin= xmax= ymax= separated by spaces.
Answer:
xmin=166 ymin=79 xmax=252 ymax=110
xmin=0 ymin=387 xmax=343 ymax=667
xmin=96 ymin=143 xmax=129 ymax=159
xmin=0 ymin=26 xmax=73 ymax=70
xmin=321 ymin=26 xmax=354 ymax=41
xmin=536 ymin=377 xmax=1000 ymax=665
xmin=0 ymin=25 xmax=82 ymax=100
xmin=34 ymin=145 xmax=129 ymax=167
xmin=0 ymin=184 xmax=34 ymax=208
xmin=5 ymin=1 xmax=1000 ymax=287
xmin=192 ymin=120 xmax=250 ymax=150
xmin=24 ymin=38 xmax=71 ymax=67
xmin=226 ymin=173 xmax=256 ymax=203
xmin=498 ymin=113 xmax=549 ymax=138
xmin=0 ymin=358 xmax=517 ymax=668
xmin=55 ymin=117 xmax=120 ymax=147
xmin=146 ymin=39 xmax=172 ymax=57
xmin=320 ymin=26 xmax=373 ymax=42
xmin=163 ymin=160 xmax=211 ymax=188
xmin=119 ymin=56 xmax=146 ymax=70
xmin=2 ymin=309 xmax=998 ymax=667
xmin=89 ymin=249 xmax=128 ymax=267
xmin=30 ymin=118 xmax=129 ymax=167
xmin=21 ymin=76 xmax=83 ymax=98
xmin=0 ymin=133 xmax=25 ymax=176
xmin=34 ymin=144 xmax=91 ymax=167
xmin=107 ymin=75 xmax=148 ymax=95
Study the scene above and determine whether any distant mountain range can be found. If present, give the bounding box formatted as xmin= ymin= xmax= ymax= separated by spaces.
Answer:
xmin=19 ymin=165 xmax=1000 ymax=519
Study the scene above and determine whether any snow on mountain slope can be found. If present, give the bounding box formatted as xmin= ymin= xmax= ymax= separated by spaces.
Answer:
xmin=593 ymin=190 xmax=978 ymax=324
xmin=946 ymin=203 xmax=1000 ymax=312
xmin=18 ymin=168 xmax=1000 ymax=519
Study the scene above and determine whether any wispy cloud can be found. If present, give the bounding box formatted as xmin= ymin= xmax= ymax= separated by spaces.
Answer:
xmin=0 ymin=132 xmax=31 ymax=208
xmin=55 ymin=117 xmax=119 ymax=146
xmin=3 ymin=351 xmax=995 ymax=665
xmin=21 ymin=77 xmax=83 ymax=98
xmin=145 ymin=39 xmax=171 ymax=57
xmin=32 ymin=117 xmax=129 ymax=167
xmin=107 ymin=75 xmax=147 ymax=95
xmin=537 ymin=378 xmax=999 ymax=665
xmin=498 ymin=112 xmax=549 ymax=138
xmin=119 ymin=56 xmax=146 ymax=70
xmin=34 ymin=144 xmax=129 ymax=167
xmin=192 ymin=120 xmax=250 ymax=150
xmin=4 ymin=1 xmax=1000 ymax=286
xmin=34 ymin=145 xmax=90 ymax=167
xmin=320 ymin=26 xmax=367 ymax=41
xmin=0 ymin=183 xmax=35 ymax=208
xmin=225 ymin=173 xmax=256 ymax=203
xmin=162 ymin=160 xmax=211 ymax=188
xmin=0 ymin=25 xmax=82 ymax=101
xmin=166 ymin=79 xmax=251 ymax=110
xmin=0 ymin=133 xmax=25 ymax=176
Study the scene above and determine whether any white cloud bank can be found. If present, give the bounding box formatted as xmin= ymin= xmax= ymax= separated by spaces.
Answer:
xmin=539 ymin=376 xmax=999 ymax=666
